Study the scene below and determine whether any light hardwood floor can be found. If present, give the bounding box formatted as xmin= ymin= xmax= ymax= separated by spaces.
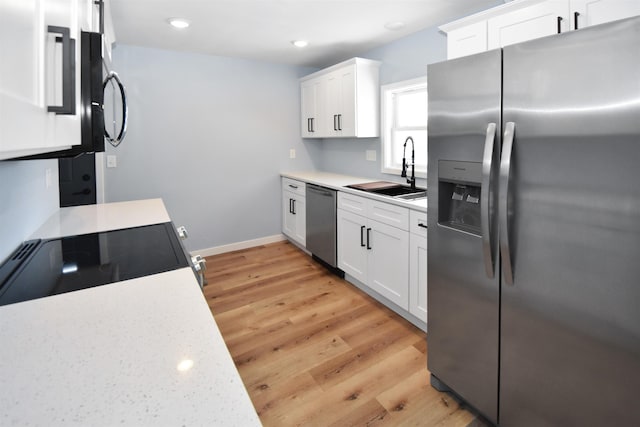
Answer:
xmin=204 ymin=241 xmax=477 ymax=426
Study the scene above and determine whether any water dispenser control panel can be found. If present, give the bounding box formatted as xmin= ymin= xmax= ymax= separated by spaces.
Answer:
xmin=438 ymin=160 xmax=483 ymax=236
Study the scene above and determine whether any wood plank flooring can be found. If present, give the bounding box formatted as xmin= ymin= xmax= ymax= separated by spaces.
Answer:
xmin=204 ymin=241 xmax=477 ymax=426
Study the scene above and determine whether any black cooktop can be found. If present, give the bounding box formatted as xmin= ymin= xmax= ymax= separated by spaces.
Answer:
xmin=0 ymin=223 xmax=189 ymax=307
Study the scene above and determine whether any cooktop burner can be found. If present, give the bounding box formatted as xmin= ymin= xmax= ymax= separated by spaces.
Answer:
xmin=0 ymin=223 xmax=189 ymax=307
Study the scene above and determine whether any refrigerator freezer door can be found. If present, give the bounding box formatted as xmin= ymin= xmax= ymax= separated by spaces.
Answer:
xmin=427 ymin=49 xmax=501 ymax=424
xmin=500 ymin=17 xmax=640 ymax=426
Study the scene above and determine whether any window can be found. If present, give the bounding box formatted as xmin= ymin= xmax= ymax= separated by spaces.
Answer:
xmin=381 ymin=77 xmax=428 ymax=178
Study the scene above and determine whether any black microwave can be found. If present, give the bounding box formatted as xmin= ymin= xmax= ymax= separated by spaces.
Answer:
xmin=19 ymin=31 xmax=104 ymax=160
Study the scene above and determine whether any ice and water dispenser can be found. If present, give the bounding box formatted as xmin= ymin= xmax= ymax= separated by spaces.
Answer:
xmin=438 ymin=160 xmax=483 ymax=235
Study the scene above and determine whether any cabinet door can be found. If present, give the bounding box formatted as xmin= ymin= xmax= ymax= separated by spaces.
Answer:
xmin=44 ymin=0 xmax=81 ymax=152
xmin=0 ymin=0 xmax=48 ymax=158
xmin=325 ymin=71 xmax=341 ymax=137
xmin=488 ymin=0 xmax=570 ymax=49
xmin=301 ymin=78 xmax=320 ymax=138
xmin=0 ymin=0 xmax=80 ymax=160
xmin=367 ymin=219 xmax=409 ymax=309
xmin=409 ymin=233 xmax=427 ymax=323
xmin=293 ymin=195 xmax=306 ymax=246
xmin=325 ymin=65 xmax=356 ymax=137
xmin=337 ymin=209 xmax=367 ymax=283
xmin=282 ymin=190 xmax=305 ymax=246
xmin=571 ymin=0 xmax=640 ymax=30
xmin=336 ymin=65 xmax=356 ymax=136
xmin=447 ymin=21 xmax=488 ymax=59
xmin=283 ymin=190 xmax=296 ymax=238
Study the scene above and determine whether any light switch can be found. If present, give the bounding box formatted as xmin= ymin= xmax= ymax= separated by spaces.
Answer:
xmin=45 ymin=168 xmax=52 ymax=188
xmin=289 ymin=149 xmax=296 ymax=159
xmin=107 ymin=155 xmax=117 ymax=168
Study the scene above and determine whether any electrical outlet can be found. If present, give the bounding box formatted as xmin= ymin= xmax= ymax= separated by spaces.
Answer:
xmin=366 ymin=150 xmax=377 ymax=161
xmin=289 ymin=149 xmax=296 ymax=159
xmin=106 ymin=155 xmax=117 ymax=168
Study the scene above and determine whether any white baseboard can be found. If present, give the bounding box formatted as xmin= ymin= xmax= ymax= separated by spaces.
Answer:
xmin=192 ymin=234 xmax=286 ymax=257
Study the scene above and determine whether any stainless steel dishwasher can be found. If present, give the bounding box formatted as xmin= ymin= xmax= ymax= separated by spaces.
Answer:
xmin=305 ymin=184 xmax=339 ymax=270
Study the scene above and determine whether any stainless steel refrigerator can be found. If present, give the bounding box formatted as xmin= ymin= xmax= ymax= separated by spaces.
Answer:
xmin=427 ymin=16 xmax=640 ymax=426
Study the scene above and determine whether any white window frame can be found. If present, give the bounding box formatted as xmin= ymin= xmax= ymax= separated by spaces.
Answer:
xmin=380 ymin=76 xmax=429 ymax=178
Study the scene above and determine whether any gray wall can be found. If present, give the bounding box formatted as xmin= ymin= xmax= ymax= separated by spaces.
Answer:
xmin=104 ymin=46 xmax=321 ymax=252
xmin=315 ymin=26 xmax=448 ymax=187
xmin=0 ymin=160 xmax=59 ymax=261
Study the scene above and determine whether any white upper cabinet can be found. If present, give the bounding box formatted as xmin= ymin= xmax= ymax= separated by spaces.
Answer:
xmin=446 ymin=21 xmax=488 ymax=60
xmin=300 ymin=78 xmax=324 ymax=137
xmin=0 ymin=0 xmax=82 ymax=160
xmin=572 ymin=0 xmax=640 ymax=29
xmin=487 ymin=0 xmax=570 ymax=50
xmin=441 ymin=0 xmax=640 ymax=59
xmin=300 ymin=57 xmax=380 ymax=139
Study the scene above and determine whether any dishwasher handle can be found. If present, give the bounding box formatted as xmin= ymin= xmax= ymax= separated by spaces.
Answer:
xmin=307 ymin=185 xmax=335 ymax=197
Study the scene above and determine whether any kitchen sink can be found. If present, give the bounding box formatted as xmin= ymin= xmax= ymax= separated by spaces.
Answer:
xmin=345 ymin=181 xmax=426 ymax=198
xmin=396 ymin=191 xmax=427 ymax=200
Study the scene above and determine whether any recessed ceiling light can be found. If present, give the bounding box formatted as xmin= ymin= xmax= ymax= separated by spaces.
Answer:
xmin=168 ymin=18 xmax=190 ymax=29
xmin=291 ymin=40 xmax=308 ymax=48
xmin=384 ymin=21 xmax=405 ymax=31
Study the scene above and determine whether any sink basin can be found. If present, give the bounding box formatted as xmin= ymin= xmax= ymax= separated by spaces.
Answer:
xmin=396 ymin=191 xmax=427 ymax=200
xmin=345 ymin=181 xmax=426 ymax=198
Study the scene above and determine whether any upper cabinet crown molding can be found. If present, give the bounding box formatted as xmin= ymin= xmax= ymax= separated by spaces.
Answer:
xmin=439 ymin=0 xmax=548 ymax=33
xmin=300 ymin=57 xmax=381 ymax=139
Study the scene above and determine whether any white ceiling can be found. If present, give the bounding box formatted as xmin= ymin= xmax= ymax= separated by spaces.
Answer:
xmin=109 ymin=0 xmax=502 ymax=68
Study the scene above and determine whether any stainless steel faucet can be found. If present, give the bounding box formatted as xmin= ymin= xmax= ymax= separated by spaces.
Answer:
xmin=401 ymin=136 xmax=416 ymax=189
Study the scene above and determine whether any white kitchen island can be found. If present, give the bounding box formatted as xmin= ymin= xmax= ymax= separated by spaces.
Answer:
xmin=0 ymin=199 xmax=261 ymax=426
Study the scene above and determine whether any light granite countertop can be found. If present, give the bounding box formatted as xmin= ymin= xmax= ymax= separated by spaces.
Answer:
xmin=281 ymin=171 xmax=427 ymax=212
xmin=31 ymin=198 xmax=171 ymax=239
xmin=1 ymin=199 xmax=261 ymax=426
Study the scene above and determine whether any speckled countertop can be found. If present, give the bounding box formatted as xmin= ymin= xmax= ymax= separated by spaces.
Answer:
xmin=31 ymin=198 xmax=172 ymax=239
xmin=281 ymin=171 xmax=427 ymax=212
xmin=1 ymin=200 xmax=261 ymax=426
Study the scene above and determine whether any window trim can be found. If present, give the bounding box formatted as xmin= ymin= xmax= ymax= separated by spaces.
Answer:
xmin=380 ymin=76 xmax=429 ymax=178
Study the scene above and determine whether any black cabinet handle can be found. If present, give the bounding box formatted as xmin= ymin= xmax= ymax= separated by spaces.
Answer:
xmin=94 ymin=0 xmax=105 ymax=34
xmin=360 ymin=225 xmax=366 ymax=247
xmin=557 ymin=16 xmax=563 ymax=34
xmin=307 ymin=118 xmax=311 ymax=133
xmin=47 ymin=26 xmax=76 ymax=115
xmin=574 ymin=11 xmax=580 ymax=30
xmin=310 ymin=118 xmax=314 ymax=132
xmin=418 ymin=223 xmax=428 ymax=229
xmin=366 ymin=228 xmax=372 ymax=250
xmin=337 ymin=114 xmax=342 ymax=131
xmin=333 ymin=114 xmax=338 ymax=131
xmin=289 ymin=199 xmax=293 ymax=214
xmin=292 ymin=199 xmax=296 ymax=215
xmin=288 ymin=184 xmax=298 ymax=189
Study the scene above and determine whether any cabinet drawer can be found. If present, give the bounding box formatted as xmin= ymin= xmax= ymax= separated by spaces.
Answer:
xmin=410 ymin=210 xmax=428 ymax=237
xmin=368 ymin=200 xmax=409 ymax=231
xmin=338 ymin=192 xmax=368 ymax=216
xmin=282 ymin=177 xmax=305 ymax=196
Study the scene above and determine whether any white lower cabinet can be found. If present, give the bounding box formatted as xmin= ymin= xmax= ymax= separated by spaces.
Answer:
xmin=337 ymin=193 xmax=409 ymax=310
xmin=409 ymin=210 xmax=428 ymax=323
xmin=282 ymin=178 xmax=306 ymax=247
xmin=367 ymin=219 xmax=409 ymax=309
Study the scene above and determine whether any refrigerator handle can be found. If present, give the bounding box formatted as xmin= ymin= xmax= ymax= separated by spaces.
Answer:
xmin=500 ymin=122 xmax=516 ymax=285
xmin=481 ymin=122 xmax=497 ymax=279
